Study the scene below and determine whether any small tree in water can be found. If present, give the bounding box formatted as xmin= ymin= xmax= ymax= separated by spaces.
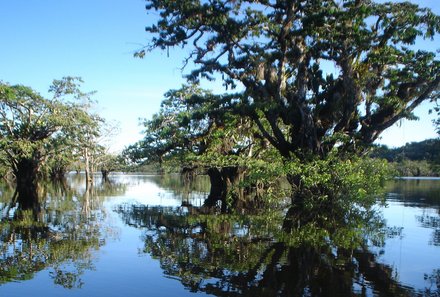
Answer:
xmin=126 ymin=84 xmax=280 ymax=210
xmin=0 ymin=77 xmax=100 ymax=209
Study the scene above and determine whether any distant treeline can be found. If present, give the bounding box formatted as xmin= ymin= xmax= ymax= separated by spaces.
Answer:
xmin=371 ymin=139 xmax=440 ymax=177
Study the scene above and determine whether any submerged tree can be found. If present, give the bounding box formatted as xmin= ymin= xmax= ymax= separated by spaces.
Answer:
xmin=95 ymin=153 xmax=125 ymax=182
xmin=127 ymin=84 xmax=281 ymax=210
xmin=0 ymin=77 xmax=99 ymax=209
xmin=140 ymin=0 xmax=439 ymax=209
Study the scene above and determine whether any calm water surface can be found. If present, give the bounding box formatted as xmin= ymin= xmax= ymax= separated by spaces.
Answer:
xmin=0 ymin=174 xmax=438 ymax=296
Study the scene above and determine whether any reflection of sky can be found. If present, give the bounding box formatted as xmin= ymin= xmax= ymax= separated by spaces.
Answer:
xmin=379 ymin=199 xmax=440 ymax=291
xmin=112 ymin=177 xmax=181 ymax=207
xmin=104 ymin=174 xmax=207 ymax=208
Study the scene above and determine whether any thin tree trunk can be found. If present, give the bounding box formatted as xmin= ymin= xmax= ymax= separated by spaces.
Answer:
xmin=84 ymin=147 xmax=93 ymax=188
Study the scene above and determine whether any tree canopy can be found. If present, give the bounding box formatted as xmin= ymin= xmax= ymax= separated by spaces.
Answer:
xmin=140 ymin=0 xmax=439 ymax=159
xmin=126 ymin=84 xmax=272 ymax=167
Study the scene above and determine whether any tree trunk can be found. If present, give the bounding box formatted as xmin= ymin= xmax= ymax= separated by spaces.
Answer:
xmin=101 ymin=169 xmax=109 ymax=182
xmin=205 ymin=168 xmax=227 ymax=209
xmin=84 ymin=147 xmax=93 ymax=187
xmin=181 ymin=166 xmax=197 ymax=184
xmin=204 ymin=166 xmax=247 ymax=212
xmin=14 ymin=158 xmax=41 ymax=212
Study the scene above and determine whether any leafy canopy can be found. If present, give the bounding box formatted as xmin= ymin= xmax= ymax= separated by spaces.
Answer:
xmin=125 ymin=84 xmax=274 ymax=171
xmin=141 ymin=0 xmax=440 ymax=159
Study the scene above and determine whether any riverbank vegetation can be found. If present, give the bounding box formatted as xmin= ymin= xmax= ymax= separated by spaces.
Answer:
xmin=371 ymin=139 xmax=440 ymax=176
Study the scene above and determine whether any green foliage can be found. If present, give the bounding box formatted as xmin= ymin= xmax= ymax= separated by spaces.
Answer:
xmin=0 ymin=78 xmax=101 ymax=181
xmin=125 ymin=84 xmax=282 ymax=206
xmin=125 ymin=83 xmax=256 ymax=168
xmin=434 ymin=102 xmax=440 ymax=135
xmin=280 ymin=152 xmax=391 ymax=229
xmin=371 ymin=139 xmax=440 ymax=163
xmin=96 ymin=153 xmax=125 ymax=173
xmin=390 ymin=159 xmax=438 ymax=177
xmin=141 ymin=0 xmax=439 ymax=159
xmin=123 ymin=84 xmax=214 ymax=167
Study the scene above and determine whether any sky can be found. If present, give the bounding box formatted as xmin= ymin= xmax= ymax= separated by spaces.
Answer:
xmin=0 ymin=0 xmax=438 ymax=152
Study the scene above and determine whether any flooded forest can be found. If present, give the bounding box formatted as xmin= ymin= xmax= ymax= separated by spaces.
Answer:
xmin=1 ymin=0 xmax=440 ymax=296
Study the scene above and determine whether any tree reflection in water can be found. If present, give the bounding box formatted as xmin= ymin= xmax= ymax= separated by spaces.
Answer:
xmin=416 ymin=211 xmax=440 ymax=247
xmin=0 ymin=177 xmax=126 ymax=288
xmin=115 ymin=203 xmax=438 ymax=297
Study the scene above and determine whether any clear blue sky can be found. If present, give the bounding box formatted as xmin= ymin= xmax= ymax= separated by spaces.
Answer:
xmin=0 ymin=0 xmax=438 ymax=152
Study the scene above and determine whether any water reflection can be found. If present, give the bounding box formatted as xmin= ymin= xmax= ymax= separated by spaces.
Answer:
xmin=115 ymin=203 xmax=434 ymax=296
xmin=416 ymin=211 xmax=440 ymax=247
xmin=0 ymin=175 xmax=438 ymax=296
xmin=144 ymin=174 xmax=210 ymax=205
xmin=386 ymin=179 xmax=440 ymax=207
xmin=386 ymin=179 xmax=440 ymax=248
xmin=0 ymin=175 xmax=126 ymax=288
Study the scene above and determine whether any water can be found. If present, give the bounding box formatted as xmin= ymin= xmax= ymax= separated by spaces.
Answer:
xmin=0 ymin=174 xmax=439 ymax=296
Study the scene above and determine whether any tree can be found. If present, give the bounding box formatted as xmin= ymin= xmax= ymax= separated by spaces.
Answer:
xmin=87 ymin=119 xmax=122 ymax=182
xmin=96 ymin=153 xmax=124 ymax=182
xmin=127 ymin=84 xmax=280 ymax=210
xmin=370 ymin=139 xmax=440 ymax=176
xmin=434 ymin=102 xmax=440 ymax=135
xmin=0 ymin=150 xmax=12 ymax=179
xmin=0 ymin=78 xmax=99 ymax=209
xmin=141 ymin=0 xmax=439 ymax=207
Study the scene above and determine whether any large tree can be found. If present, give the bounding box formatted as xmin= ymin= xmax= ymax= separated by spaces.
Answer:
xmin=141 ymin=0 xmax=439 ymax=204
